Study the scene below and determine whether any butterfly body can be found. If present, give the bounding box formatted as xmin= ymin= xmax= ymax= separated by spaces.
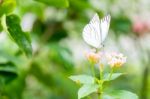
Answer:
xmin=82 ymin=13 xmax=111 ymax=49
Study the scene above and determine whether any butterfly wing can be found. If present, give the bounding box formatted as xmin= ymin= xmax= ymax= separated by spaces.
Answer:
xmin=100 ymin=14 xmax=111 ymax=42
xmin=90 ymin=13 xmax=100 ymax=24
xmin=82 ymin=13 xmax=101 ymax=48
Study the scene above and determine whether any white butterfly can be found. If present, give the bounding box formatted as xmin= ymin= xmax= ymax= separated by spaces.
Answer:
xmin=82 ymin=13 xmax=111 ymax=49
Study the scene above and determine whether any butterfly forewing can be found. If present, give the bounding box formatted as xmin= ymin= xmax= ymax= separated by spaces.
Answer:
xmin=89 ymin=13 xmax=101 ymax=42
xmin=100 ymin=14 xmax=111 ymax=42
xmin=83 ymin=13 xmax=102 ymax=48
xmin=83 ymin=23 xmax=101 ymax=48
xmin=90 ymin=13 xmax=100 ymax=24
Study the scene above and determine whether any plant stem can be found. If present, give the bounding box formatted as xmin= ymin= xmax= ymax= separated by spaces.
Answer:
xmin=100 ymin=64 xmax=103 ymax=80
xmin=90 ymin=63 xmax=95 ymax=78
xmin=98 ymin=64 xmax=103 ymax=99
xmin=87 ymin=96 xmax=92 ymax=99
xmin=109 ymin=68 xmax=114 ymax=80
xmin=140 ymin=65 xmax=149 ymax=99
xmin=0 ymin=78 xmax=5 ymax=98
xmin=99 ymin=93 xmax=102 ymax=99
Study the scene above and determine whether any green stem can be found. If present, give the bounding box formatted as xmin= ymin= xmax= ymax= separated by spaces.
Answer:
xmin=87 ymin=96 xmax=92 ymax=99
xmin=100 ymin=64 xmax=103 ymax=80
xmin=109 ymin=68 xmax=114 ymax=80
xmin=98 ymin=64 xmax=103 ymax=99
xmin=0 ymin=78 xmax=5 ymax=98
xmin=90 ymin=63 xmax=95 ymax=78
xmin=140 ymin=66 xmax=149 ymax=99
xmin=99 ymin=93 xmax=102 ymax=99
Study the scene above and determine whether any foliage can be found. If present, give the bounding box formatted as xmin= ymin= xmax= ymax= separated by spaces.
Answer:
xmin=6 ymin=15 xmax=32 ymax=57
xmin=69 ymin=70 xmax=138 ymax=99
xmin=34 ymin=0 xmax=69 ymax=8
xmin=0 ymin=0 xmax=149 ymax=99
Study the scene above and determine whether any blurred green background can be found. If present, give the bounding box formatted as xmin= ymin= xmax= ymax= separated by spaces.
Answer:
xmin=0 ymin=0 xmax=149 ymax=99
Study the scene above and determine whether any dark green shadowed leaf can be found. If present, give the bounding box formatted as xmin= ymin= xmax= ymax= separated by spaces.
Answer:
xmin=48 ymin=43 xmax=74 ymax=71
xmin=0 ymin=18 xmax=3 ymax=32
xmin=34 ymin=0 xmax=69 ymax=8
xmin=0 ymin=62 xmax=18 ymax=84
xmin=6 ymin=14 xmax=32 ymax=57
xmin=69 ymin=0 xmax=91 ymax=11
xmin=111 ymin=16 xmax=132 ymax=35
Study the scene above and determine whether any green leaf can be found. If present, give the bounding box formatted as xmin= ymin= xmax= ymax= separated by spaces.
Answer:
xmin=34 ymin=0 xmax=69 ymax=8
xmin=1 ymin=14 xmax=7 ymax=32
xmin=78 ymin=84 xmax=99 ymax=99
xmin=103 ymin=73 xmax=123 ymax=81
xmin=69 ymin=75 xmax=95 ymax=84
xmin=0 ymin=62 xmax=18 ymax=84
xmin=111 ymin=15 xmax=132 ymax=35
xmin=17 ymin=0 xmax=46 ymax=18
xmin=0 ymin=18 xmax=3 ymax=32
xmin=103 ymin=90 xmax=138 ymax=99
xmin=6 ymin=14 xmax=32 ymax=57
xmin=30 ymin=62 xmax=77 ymax=99
xmin=0 ymin=0 xmax=16 ymax=17
xmin=48 ymin=43 xmax=74 ymax=71
xmin=69 ymin=0 xmax=91 ymax=11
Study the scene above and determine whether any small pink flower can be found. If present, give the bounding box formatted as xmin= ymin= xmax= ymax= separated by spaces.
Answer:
xmin=106 ymin=52 xmax=126 ymax=68
xmin=132 ymin=21 xmax=145 ymax=33
xmin=85 ymin=50 xmax=102 ymax=64
xmin=132 ymin=19 xmax=150 ymax=36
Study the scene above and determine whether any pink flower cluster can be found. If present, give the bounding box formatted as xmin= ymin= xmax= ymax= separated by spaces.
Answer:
xmin=85 ymin=50 xmax=126 ymax=68
xmin=106 ymin=52 xmax=127 ymax=68
xmin=85 ymin=51 xmax=101 ymax=64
